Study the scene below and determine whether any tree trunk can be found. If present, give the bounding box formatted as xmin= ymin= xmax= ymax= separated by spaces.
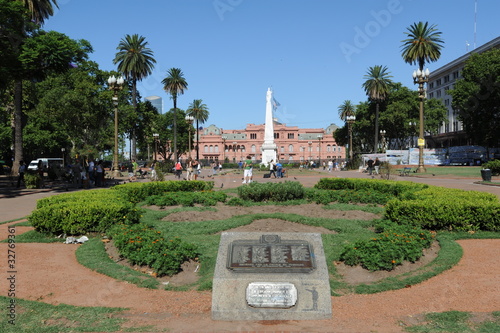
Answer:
xmin=173 ymin=98 xmax=177 ymax=162
xmin=12 ymin=79 xmax=23 ymax=176
xmin=374 ymin=102 xmax=379 ymax=153
xmin=131 ymin=80 xmax=137 ymax=161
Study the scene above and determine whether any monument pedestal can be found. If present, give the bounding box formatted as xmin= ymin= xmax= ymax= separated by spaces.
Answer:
xmin=212 ymin=232 xmax=332 ymax=321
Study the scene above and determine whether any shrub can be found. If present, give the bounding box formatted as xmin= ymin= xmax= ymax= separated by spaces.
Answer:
xmin=340 ymin=221 xmax=435 ymax=271
xmin=108 ymin=223 xmax=199 ymax=277
xmin=24 ymin=172 xmax=40 ymax=189
xmin=314 ymin=178 xmax=428 ymax=197
xmin=226 ymin=197 xmax=248 ymax=206
xmin=29 ymin=201 xmax=142 ymax=235
xmin=385 ymin=187 xmax=500 ymax=231
xmin=238 ymin=181 xmax=305 ymax=202
xmin=482 ymin=159 xmax=500 ymax=176
xmin=112 ymin=180 xmax=214 ymax=203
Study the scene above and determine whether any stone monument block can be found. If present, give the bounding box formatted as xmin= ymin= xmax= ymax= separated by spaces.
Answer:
xmin=212 ymin=232 xmax=332 ymax=321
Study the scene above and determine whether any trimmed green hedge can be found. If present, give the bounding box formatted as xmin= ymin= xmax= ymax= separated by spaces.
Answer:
xmin=29 ymin=201 xmax=141 ymax=235
xmin=111 ymin=180 xmax=214 ymax=203
xmin=385 ymin=187 xmax=500 ymax=231
xmin=237 ymin=181 xmax=305 ymax=202
xmin=314 ymin=178 xmax=428 ymax=197
xmin=145 ymin=191 xmax=227 ymax=207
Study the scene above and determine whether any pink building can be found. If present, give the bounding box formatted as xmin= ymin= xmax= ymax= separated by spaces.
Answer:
xmin=186 ymin=121 xmax=345 ymax=165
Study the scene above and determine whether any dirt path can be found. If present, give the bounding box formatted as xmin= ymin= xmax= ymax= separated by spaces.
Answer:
xmin=1 ymin=219 xmax=499 ymax=332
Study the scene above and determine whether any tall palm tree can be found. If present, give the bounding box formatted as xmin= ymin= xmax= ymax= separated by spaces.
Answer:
xmin=113 ymin=34 xmax=156 ymax=160
xmin=11 ymin=0 xmax=58 ymax=175
xmin=401 ymin=21 xmax=443 ymax=172
xmin=162 ymin=68 xmax=188 ymax=162
xmin=186 ymin=99 xmax=209 ymax=161
xmin=338 ymin=100 xmax=355 ymax=122
xmin=362 ymin=65 xmax=392 ymax=152
xmin=401 ymin=21 xmax=444 ymax=71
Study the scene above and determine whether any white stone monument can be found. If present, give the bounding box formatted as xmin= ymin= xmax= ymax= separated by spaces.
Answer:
xmin=261 ymin=88 xmax=277 ymax=166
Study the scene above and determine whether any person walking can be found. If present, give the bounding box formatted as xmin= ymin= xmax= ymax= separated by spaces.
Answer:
xmin=242 ymin=155 xmax=253 ymax=184
xmin=374 ymin=157 xmax=381 ymax=175
xmin=269 ymin=160 xmax=277 ymax=178
xmin=16 ymin=160 xmax=26 ymax=188
xmin=367 ymin=158 xmax=374 ymax=175
xmin=175 ymin=160 xmax=182 ymax=179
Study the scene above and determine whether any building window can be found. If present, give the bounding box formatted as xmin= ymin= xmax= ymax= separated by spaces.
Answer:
xmin=444 ymin=99 xmax=450 ymax=106
xmin=250 ymin=133 xmax=257 ymax=139
xmin=436 ymin=90 xmax=442 ymax=98
xmin=281 ymin=146 xmax=285 ymax=152
xmin=429 ymin=82 xmax=434 ymax=89
xmin=288 ymin=133 xmax=294 ymax=139
xmin=215 ymin=145 xmax=219 ymax=153
xmin=241 ymin=145 xmax=246 ymax=152
xmin=453 ymin=71 xmax=459 ymax=79
xmin=274 ymin=133 xmax=280 ymax=139
xmin=209 ymin=145 xmax=213 ymax=153
xmin=288 ymin=144 xmax=293 ymax=152
xmin=204 ymin=145 xmax=208 ymax=153
xmin=436 ymin=79 xmax=442 ymax=86
xmin=326 ymin=145 xmax=330 ymax=152
xmin=429 ymin=92 xmax=434 ymax=99
xmin=444 ymin=75 xmax=449 ymax=83
xmin=338 ymin=147 xmax=342 ymax=152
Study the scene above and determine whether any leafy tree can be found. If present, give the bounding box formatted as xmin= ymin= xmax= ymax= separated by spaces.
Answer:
xmin=4 ymin=0 xmax=58 ymax=174
xmin=153 ymin=108 xmax=192 ymax=162
xmin=186 ymin=99 xmax=209 ymax=161
xmin=113 ymin=34 xmax=156 ymax=160
xmin=449 ymin=49 xmax=500 ymax=147
xmin=337 ymin=100 xmax=355 ymax=122
xmin=29 ymin=61 xmax=120 ymax=161
xmin=134 ymin=100 xmax=160 ymax=161
xmin=362 ymin=65 xmax=393 ymax=152
xmin=162 ymin=68 xmax=188 ymax=162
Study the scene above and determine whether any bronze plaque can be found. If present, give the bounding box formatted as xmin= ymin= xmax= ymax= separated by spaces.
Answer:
xmin=227 ymin=235 xmax=316 ymax=273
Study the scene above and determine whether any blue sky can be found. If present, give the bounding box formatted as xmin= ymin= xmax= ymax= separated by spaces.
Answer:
xmin=43 ymin=0 xmax=499 ymax=131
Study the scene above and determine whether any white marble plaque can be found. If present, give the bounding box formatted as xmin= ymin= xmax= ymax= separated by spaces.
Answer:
xmin=246 ymin=282 xmax=297 ymax=308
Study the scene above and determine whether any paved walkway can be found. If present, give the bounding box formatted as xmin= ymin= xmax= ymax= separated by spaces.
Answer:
xmin=1 ymin=168 xmax=499 ymax=224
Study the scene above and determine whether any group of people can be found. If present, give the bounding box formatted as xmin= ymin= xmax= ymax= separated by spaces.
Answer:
xmin=268 ymin=159 xmax=285 ymax=178
xmin=174 ymin=157 xmax=201 ymax=180
xmin=78 ymin=159 xmax=105 ymax=187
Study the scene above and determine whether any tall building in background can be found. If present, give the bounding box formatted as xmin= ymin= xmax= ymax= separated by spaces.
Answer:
xmin=145 ymin=95 xmax=163 ymax=114
xmin=426 ymin=36 xmax=500 ymax=148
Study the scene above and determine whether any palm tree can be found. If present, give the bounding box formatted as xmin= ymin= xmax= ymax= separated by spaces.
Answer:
xmin=338 ymin=100 xmax=355 ymax=122
xmin=362 ymin=65 xmax=392 ymax=152
xmin=113 ymin=34 xmax=156 ymax=160
xmin=11 ymin=0 xmax=58 ymax=176
xmin=186 ymin=99 xmax=209 ymax=161
xmin=401 ymin=21 xmax=443 ymax=172
xmin=162 ymin=68 xmax=188 ymax=162
xmin=401 ymin=21 xmax=444 ymax=71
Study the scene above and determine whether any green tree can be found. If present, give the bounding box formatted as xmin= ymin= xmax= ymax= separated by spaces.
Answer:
xmin=7 ymin=0 xmax=58 ymax=174
xmin=113 ymin=34 xmax=156 ymax=160
xmin=186 ymin=99 xmax=209 ymax=160
xmin=449 ymin=49 xmax=500 ymax=147
xmin=162 ymin=68 xmax=188 ymax=162
xmin=337 ymin=100 xmax=355 ymax=122
xmin=362 ymin=65 xmax=393 ymax=152
xmin=153 ymin=108 xmax=191 ymax=162
xmin=29 ymin=61 xmax=117 ymax=160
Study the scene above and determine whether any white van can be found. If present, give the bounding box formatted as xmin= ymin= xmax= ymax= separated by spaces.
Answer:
xmin=27 ymin=158 xmax=64 ymax=171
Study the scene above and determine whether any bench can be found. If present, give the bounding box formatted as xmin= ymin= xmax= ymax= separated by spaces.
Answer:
xmin=399 ymin=167 xmax=413 ymax=176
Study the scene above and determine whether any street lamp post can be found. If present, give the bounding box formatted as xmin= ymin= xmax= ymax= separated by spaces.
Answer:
xmin=412 ymin=68 xmax=430 ymax=173
xmin=317 ymin=134 xmax=323 ymax=167
xmin=221 ymin=134 xmax=227 ymax=162
xmin=185 ymin=115 xmax=194 ymax=158
xmin=346 ymin=115 xmax=356 ymax=161
xmin=153 ymin=133 xmax=159 ymax=161
xmin=107 ymin=75 xmax=124 ymax=178
xmin=379 ymin=130 xmax=386 ymax=153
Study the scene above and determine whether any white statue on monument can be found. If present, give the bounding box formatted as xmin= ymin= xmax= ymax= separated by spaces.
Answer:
xmin=261 ymin=88 xmax=277 ymax=166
